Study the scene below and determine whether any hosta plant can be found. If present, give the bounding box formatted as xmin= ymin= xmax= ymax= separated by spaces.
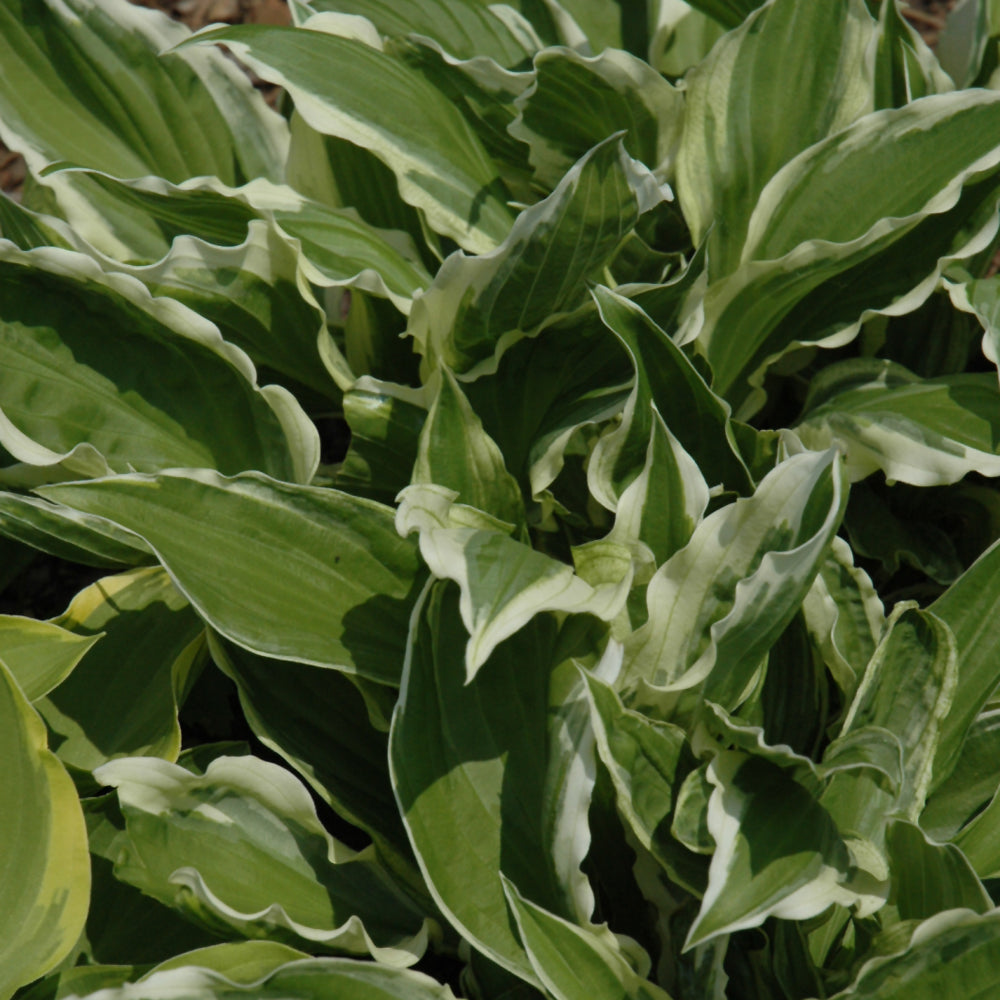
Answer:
xmin=5 ymin=0 xmax=1000 ymax=996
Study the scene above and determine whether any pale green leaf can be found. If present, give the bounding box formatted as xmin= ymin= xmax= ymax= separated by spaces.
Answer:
xmin=502 ymin=876 xmax=671 ymax=1000
xmin=821 ymin=606 xmax=958 ymax=856
xmin=0 ymin=615 xmax=101 ymax=702
xmin=687 ymin=89 xmax=1000 ymax=416
xmin=396 ymin=487 xmax=630 ymax=681
xmin=0 ymin=0 xmax=287 ymax=184
xmin=308 ymin=0 xmax=536 ymax=65
xmin=0 ymin=243 xmax=314 ymax=485
xmin=335 ymin=377 xmax=427 ymax=505
xmin=585 ymin=670 xmax=707 ymax=895
xmin=589 ymin=285 xmax=752 ymax=503
xmin=408 ymin=136 xmax=666 ymax=376
xmin=36 ymin=567 xmax=204 ymax=770
xmin=413 ymin=367 xmax=524 ymax=525
xmin=922 ymin=709 xmax=1000 ymax=840
xmin=0 ymin=659 xmax=90 ymax=1000
xmin=95 ymin=755 xmax=431 ymax=964
xmin=801 ymin=535 xmax=885 ymax=696
xmin=929 ymin=537 xmax=1000 ymax=787
xmin=885 ymin=819 xmax=991 ymax=919
xmin=146 ymin=942 xmax=310 ymax=982
xmin=685 ymin=752 xmax=854 ymax=949
xmin=510 ymin=46 xmax=682 ymax=189
xmin=208 ymin=634 xmax=417 ymax=878
xmin=63 ymin=958 xmax=458 ymax=1000
xmin=826 ymin=909 xmax=1000 ymax=999
xmin=622 ymin=448 xmax=846 ymax=714
xmin=0 ymin=492 xmax=151 ymax=568
xmin=390 ymin=582 xmax=590 ymax=985
xmin=796 ymin=359 xmax=1000 ymax=486
xmin=181 ymin=20 xmax=514 ymax=253
xmin=676 ymin=0 xmax=875 ymax=272
xmin=40 ymin=470 xmax=424 ymax=685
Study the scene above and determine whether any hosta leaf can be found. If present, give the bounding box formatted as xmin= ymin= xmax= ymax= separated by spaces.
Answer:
xmin=676 ymin=0 xmax=875 ymax=272
xmin=885 ymin=819 xmax=991 ymax=919
xmin=36 ymin=567 xmax=204 ymax=770
xmin=182 ymin=20 xmax=514 ymax=253
xmin=15 ymin=966 xmax=136 ymax=1000
xmin=921 ymin=709 xmax=1000 ymax=840
xmin=0 ymin=615 xmax=101 ymax=702
xmin=687 ymin=89 xmax=1000 ymax=416
xmin=40 ymin=470 xmax=424 ymax=685
xmin=209 ymin=635 xmax=415 ymax=875
xmin=826 ymin=909 xmax=1000 ymax=999
xmin=801 ymin=535 xmax=885 ymax=696
xmin=0 ymin=492 xmax=151 ymax=568
xmin=589 ymin=286 xmax=752 ymax=504
xmin=622 ymin=448 xmax=846 ymax=714
xmin=396 ymin=486 xmax=630 ymax=681
xmin=585 ymin=670 xmax=708 ymax=895
xmin=510 ymin=47 xmax=682 ymax=190
xmin=821 ymin=606 xmax=957 ymax=855
xmin=62 ymin=959 xmax=457 ymax=1000
xmin=0 ymin=0 xmax=287 ymax=184
xmin=953 ymin=781 xmax=1000 ymax=878
xmin=502 ymin=877 xmax=671 ymax=1000
xmin=146 ymin=942 xmax=310 ymax=982
xmin=796 ymin=359 xmax=1000 ymax=486
xmin=335 ymin=378 xmax=427 ymax=505
xmin=929 ymin=537 xmax=1000 ymax=787
xmin=462 ymin=314 xmax=632 ymax=498
xmin=408 ymin=136 xmax=666 ymax=376
xmin=947 ymin=268 xmax=1000 ymax=384
xmin=0 ymin=659 xmax=89 ymax=1000
xmin=390 ymin=582 xmax=592 ymax=985
xmin=95 ymin=755 xmax=431 ymax=964
xmin=685 ymin=752 xmax=854 ymax=949
xmin=413 ymin=367 xmax=524 ymax=525
xmin=83 ymin=792 xmax=220 ymax=966
xmin=605 ymin=405 xmax=709 ymax=571
xmin=873 ymin=0 xmax=954 ymax=109
xmin=0 ymin=244 xmax=314 ymax=485
xmin=681 ymin=0 xmax=765 ymax=31
xmin=309 ymin=0 xmax=537 ymax=65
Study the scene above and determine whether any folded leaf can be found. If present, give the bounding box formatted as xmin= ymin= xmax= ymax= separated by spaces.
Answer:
xmin=685 ymin=752 xmax=854 ymax=949
xmin=622 ymin=447 xmax=845 ymax=714
xmin=396 ymin=486 xmax=630 ymax=681
xmin=0 ymin=615 xmax=101 ymax=702
xmin=510 ymin=46 xmax=682 ymax=190
xmin=408 ymin=137 xmax=665 ymax=375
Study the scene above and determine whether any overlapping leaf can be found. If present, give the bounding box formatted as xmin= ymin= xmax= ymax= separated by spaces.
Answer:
xmin=181 ymin=18 xmax=514 ymax=253
xmin=96 ymin=755 xmax=432 ymax=963
xmin=41 ymin=471 xmax=424 ymax=684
